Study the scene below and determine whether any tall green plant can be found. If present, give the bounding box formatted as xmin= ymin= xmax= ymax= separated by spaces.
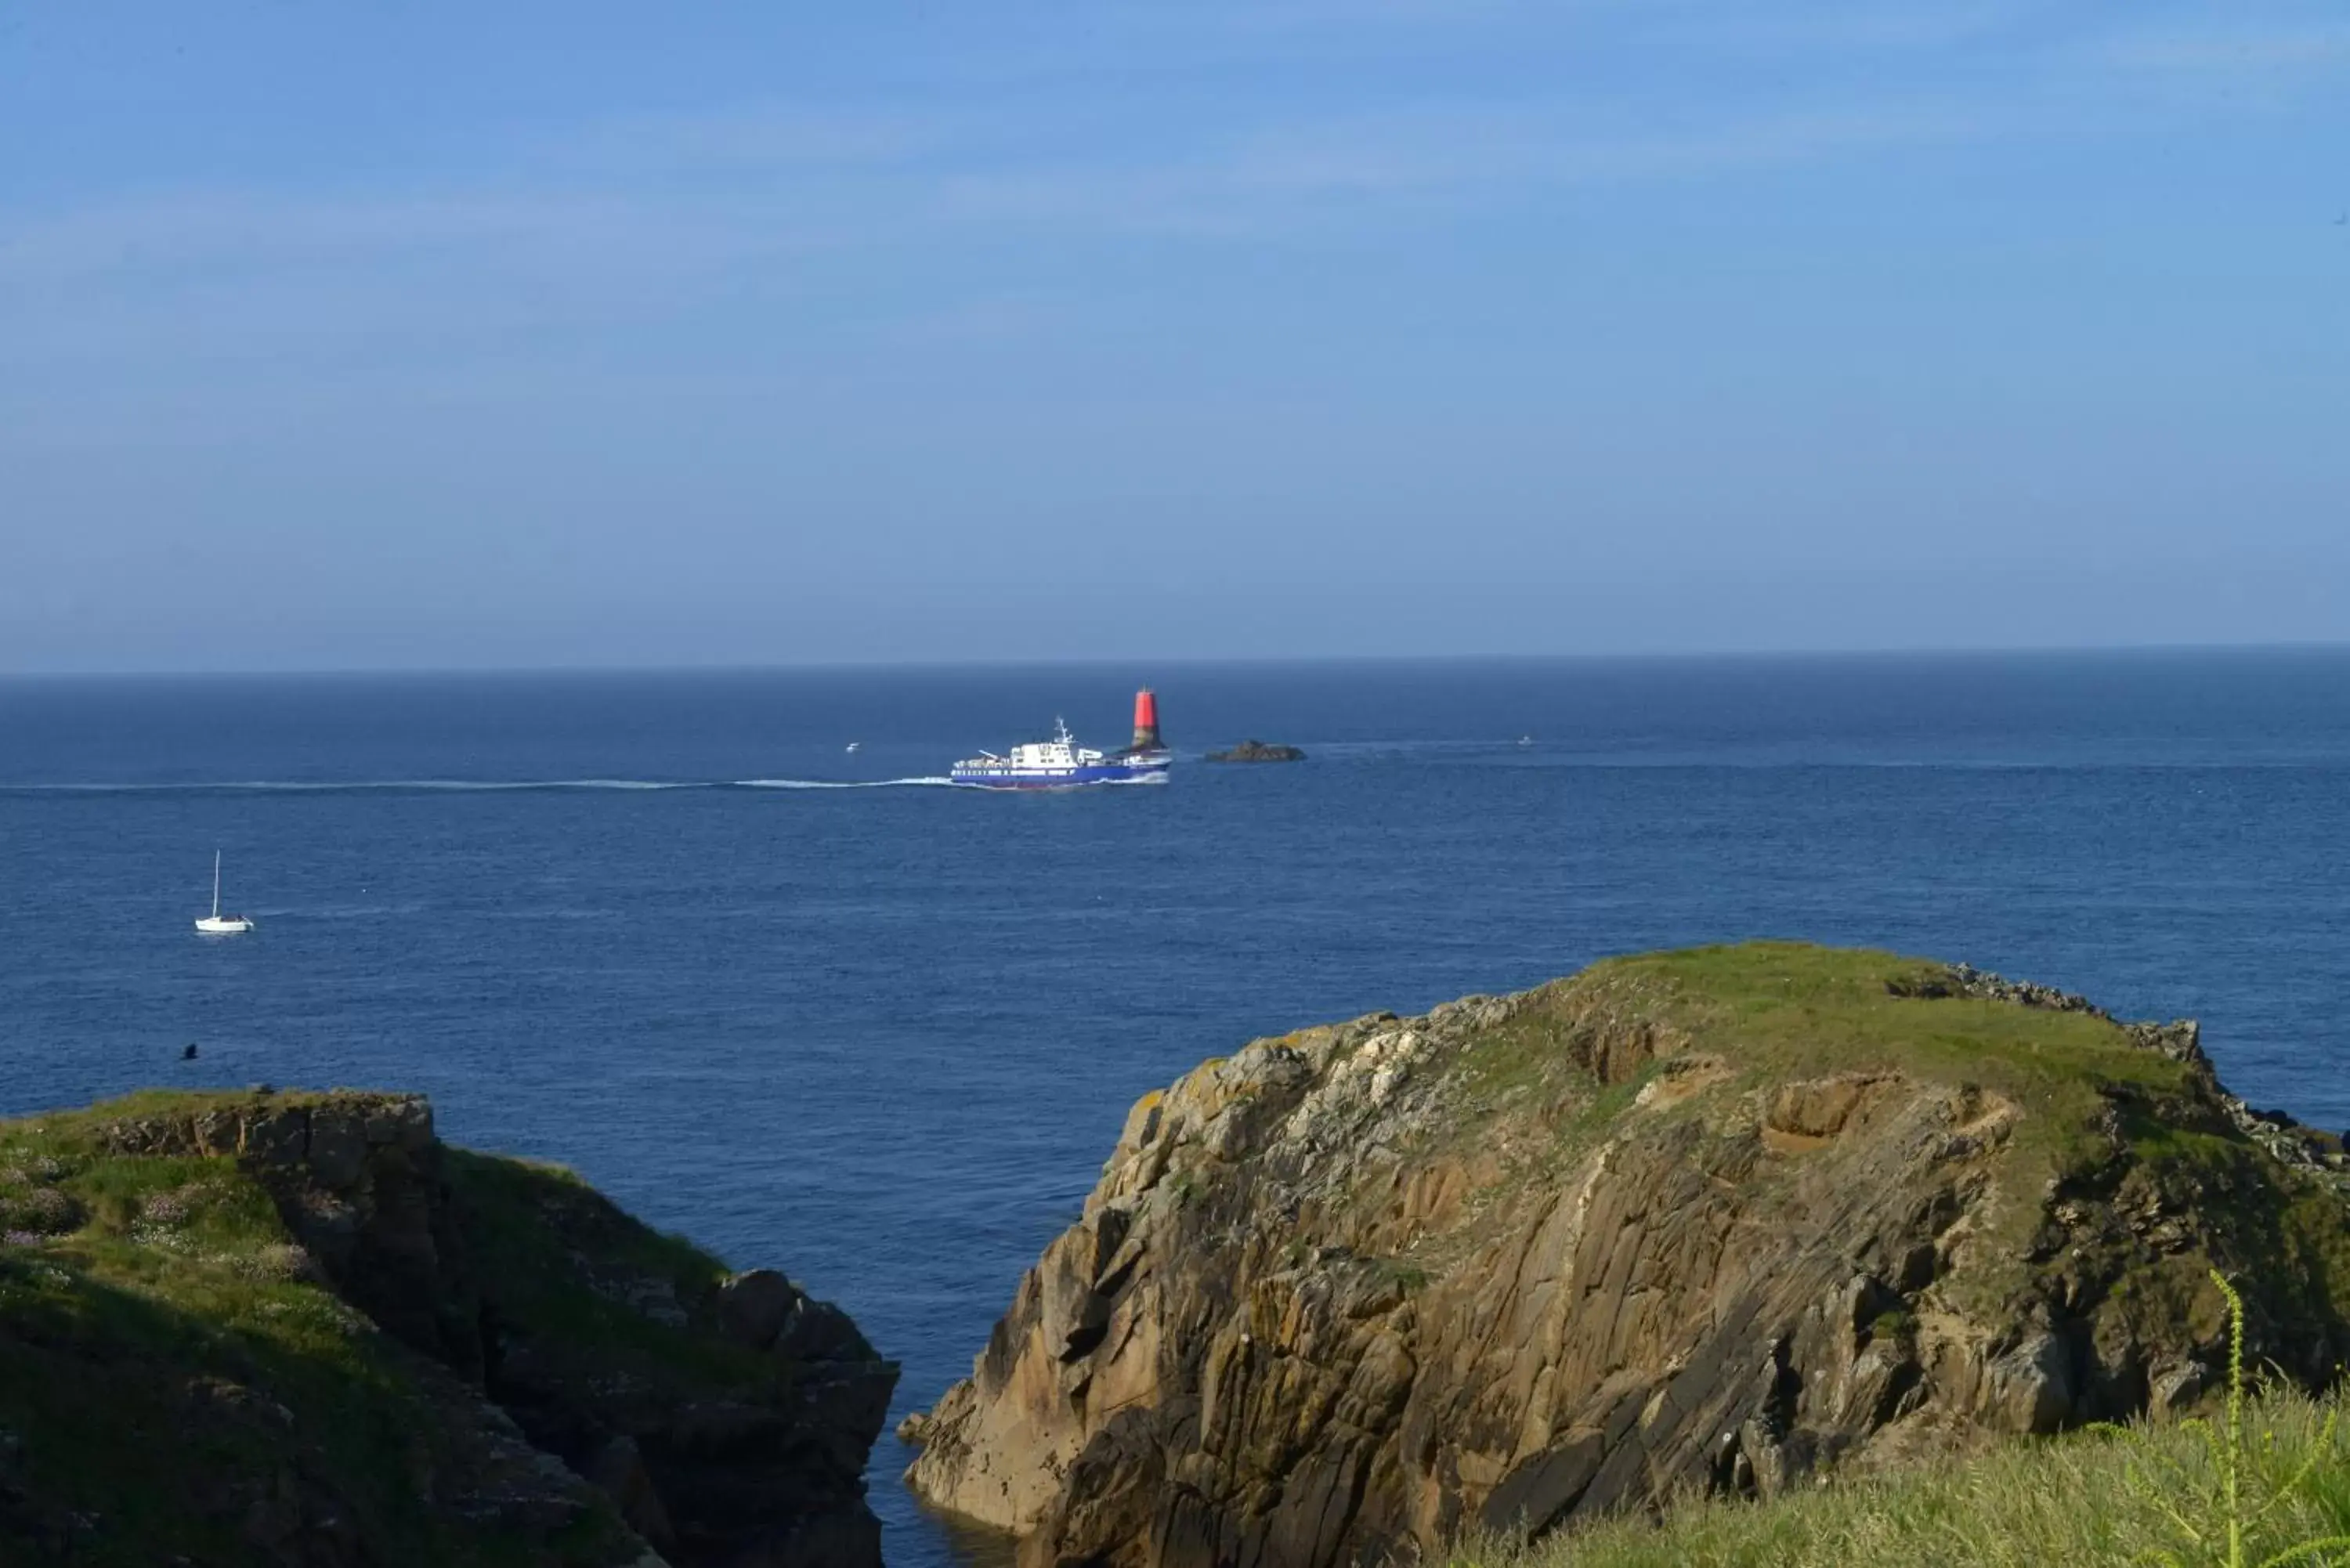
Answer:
xmin=2102 ymin=1270 xmax=2350 ymax=1567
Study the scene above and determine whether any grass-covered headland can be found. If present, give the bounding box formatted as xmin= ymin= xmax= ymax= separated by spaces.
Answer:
xmin=1441 ymin=954 xmax=2350 ymax=1566
xmin=906 ymin=941 xmax=2350 ymax=1568
xmin=0 ymin=1088 xmax=895 ymax=1566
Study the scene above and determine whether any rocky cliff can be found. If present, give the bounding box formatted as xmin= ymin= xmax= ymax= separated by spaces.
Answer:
xmin=902 ymin=944 xmax=2350 ymax=1568
xmin=0 ymin=1089 xmax=897 ymax=1568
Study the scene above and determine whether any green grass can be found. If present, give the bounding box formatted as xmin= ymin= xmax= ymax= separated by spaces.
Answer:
xmin=1427 ymin=943 xmax=2350 ymax=1321
xmin=0 ymin=1097 xmax=647 ymax=1566
xmin=1446 ymin=1389 xmax=2350 ymax=1567
xmin=1484 ymin=943 xmax=2194 ymax=1111
xmin=442 ymin=1146 xmax=776 ymax=1390
xmin=0 ymin=1088 xmax=855 ymax=1556
xmin=2098 ymin=1273 xmax=2350 ymax=1568
xmin=1449 ymin=1273 xmax=2350 ymax=1568
xmin=65 ymin=1086 xmax=360 ymax=1119
xmin=2 ymin=1163 xmax=475 ymax=1560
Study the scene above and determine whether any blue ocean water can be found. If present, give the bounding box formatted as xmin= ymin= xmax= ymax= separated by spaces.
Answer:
xmin=3 ymin=651 xmax=2348 ymax=1564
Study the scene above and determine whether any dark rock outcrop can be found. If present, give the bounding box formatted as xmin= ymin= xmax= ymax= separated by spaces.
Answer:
xmin=904 ymin=945 xmax=2350 ymax=1568
xmin=2 ymin=1089 xmax=896 ymax=1567
xmin=1204 ymin=741 xmax=1305 ymax=763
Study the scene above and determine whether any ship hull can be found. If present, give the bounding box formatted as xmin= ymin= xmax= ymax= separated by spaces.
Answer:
xmin=949 ymin=758 xmax=1170 ymax=790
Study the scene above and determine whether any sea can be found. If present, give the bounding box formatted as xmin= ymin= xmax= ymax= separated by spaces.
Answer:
xmin=3 ymin=650 xmax=2347 ymax=1565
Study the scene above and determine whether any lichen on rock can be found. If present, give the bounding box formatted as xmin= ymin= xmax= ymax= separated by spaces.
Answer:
xmin=903 ymin=943 xmax=2350 ymax=1568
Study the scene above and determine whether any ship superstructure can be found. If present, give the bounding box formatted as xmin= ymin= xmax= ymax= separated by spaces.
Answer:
xmin=949 ymin=692 xmax=1172 ymax=789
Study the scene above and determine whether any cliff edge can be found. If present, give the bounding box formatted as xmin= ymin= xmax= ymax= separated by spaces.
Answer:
xmin=903 ymin=943 xmax=2350 ymax=1568
xmin=0 ymin=1089 xmax=897 ymax=1567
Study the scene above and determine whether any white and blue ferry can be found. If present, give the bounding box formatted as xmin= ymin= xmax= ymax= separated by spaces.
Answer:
xmin=951 ymin=693 xmax=1172 ymax=790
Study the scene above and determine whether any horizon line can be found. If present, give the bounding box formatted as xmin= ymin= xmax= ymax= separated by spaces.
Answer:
xmin=6 ymin=640 xmax=2350 ymax=681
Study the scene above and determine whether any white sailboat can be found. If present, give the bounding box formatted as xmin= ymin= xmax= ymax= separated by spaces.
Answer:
xmin=193 ymin=851 xmax=255 ymax=935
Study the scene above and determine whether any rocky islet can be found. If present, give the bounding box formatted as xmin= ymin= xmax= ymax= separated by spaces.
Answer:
xmin=1202 ymin=741 xmax=1307 ymax=763
xmin=902 ymin=944 xmax=2350 ymax=1568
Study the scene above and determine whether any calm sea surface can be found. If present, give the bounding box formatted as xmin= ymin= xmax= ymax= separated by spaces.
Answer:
xmin=4 ymin=652 xmax=2348 ymax=1563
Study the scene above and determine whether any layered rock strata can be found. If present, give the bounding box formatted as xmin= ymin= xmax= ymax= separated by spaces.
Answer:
xmin=904 ymin=945 xmax=2350 ymax=1568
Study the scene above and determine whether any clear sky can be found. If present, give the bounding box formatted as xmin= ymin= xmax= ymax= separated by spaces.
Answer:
xmin=2 ymin=2 xmax=2345 ymax=671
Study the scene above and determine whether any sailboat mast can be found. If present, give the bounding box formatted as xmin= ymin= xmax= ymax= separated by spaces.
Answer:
xmin=212 ymin=851 xmax=222 ymax=919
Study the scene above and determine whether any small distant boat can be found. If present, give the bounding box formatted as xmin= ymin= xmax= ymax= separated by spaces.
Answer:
xmin=1517 ymin=735 xmax=1534 ymax=746
xmin=193 ymin=851 xmax=255 ymax=935
xmin=845 ymin=742 xmax=862 ymax=753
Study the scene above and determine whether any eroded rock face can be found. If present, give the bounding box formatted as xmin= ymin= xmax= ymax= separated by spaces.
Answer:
xmin=905 ymin=948 xmax=2350 ymax=1568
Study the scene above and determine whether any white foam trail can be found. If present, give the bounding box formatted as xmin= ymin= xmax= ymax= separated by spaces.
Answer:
xmin=397 ymin=779 xmax=705 ymax=791
xmin=733 ymin=776 xmax=960 ymax=789
xmin=5 ymin=774 xmax=985 ymax=795
xmin=0 ymin=779 xmax=710 ymax=794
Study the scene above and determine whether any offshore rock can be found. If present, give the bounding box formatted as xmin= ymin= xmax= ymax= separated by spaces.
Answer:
xmin=904 ymin=945 xmax=2350 ymax=1568
xmin=1 ymin=1089 xmax=897 ymax=1566
xmin=1203 ymin=740 xmax=1306 ymax=763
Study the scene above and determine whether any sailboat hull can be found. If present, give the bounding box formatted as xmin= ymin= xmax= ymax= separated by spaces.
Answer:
xmin=197 ymin=851 xmax=251 ymax=933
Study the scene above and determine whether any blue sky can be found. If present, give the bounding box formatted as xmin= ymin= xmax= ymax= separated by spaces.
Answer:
xmin=2 ymin=1 xmax=2346 ymax=670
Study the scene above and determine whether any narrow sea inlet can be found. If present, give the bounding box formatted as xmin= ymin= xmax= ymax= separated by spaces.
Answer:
xmin=3 ymin=652 xmax=2347 ymax=1565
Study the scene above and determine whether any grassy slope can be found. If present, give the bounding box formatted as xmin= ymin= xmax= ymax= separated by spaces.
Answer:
xmin=443 ymin=1144 xmax=780 ymax=1390
xmin=0 ymin=1093 xmax=654 ymax=1566
xmin=1441 ymin=944 xmax=2350 ymax=1324
xmin=1462 ymin=943 xmax=2191 ymax=1143
xmin=1448 ymin=1384 xmax=2350 ymax=1567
